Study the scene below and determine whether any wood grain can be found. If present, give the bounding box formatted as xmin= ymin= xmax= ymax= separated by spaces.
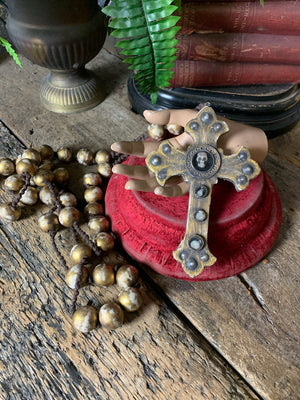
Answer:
xmin=0 ymin=125 xmax=260 ymax=399
xmin=145 ymin=152 xmax=300 ymax=400
xmin=0 ymin=47 xmax=299 ymax=400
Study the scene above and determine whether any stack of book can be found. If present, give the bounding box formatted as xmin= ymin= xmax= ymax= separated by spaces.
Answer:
xmin=170 ymin=0 xmax=300 ymax=87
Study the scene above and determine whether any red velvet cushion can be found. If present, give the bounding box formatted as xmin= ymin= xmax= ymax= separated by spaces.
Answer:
xmin=105 ymin=156 xmax=282 ymax=281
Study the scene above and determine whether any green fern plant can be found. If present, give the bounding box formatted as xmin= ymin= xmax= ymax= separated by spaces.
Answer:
xmin=103 ymin=0 xmax=181 ymax=104
xmin=0 ymin=1 xmax=22 ymax=67
xmin=0 ymin=37 xmax=22 ymax=67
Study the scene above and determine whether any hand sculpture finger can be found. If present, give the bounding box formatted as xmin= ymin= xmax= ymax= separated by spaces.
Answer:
xmin=125 ymin=177 xmax=159 ymax=192
xmin=112 ymin=164 xmax=152 ymax=180
xmin=111 ymin=140 xmax=159 ymax=158
xmin=154 ymin=181 xmax=189 ymax=197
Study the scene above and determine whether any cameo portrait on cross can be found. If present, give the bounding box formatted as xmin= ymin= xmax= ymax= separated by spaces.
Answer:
xmin=146 ymin=106 xmax=261 ymax=278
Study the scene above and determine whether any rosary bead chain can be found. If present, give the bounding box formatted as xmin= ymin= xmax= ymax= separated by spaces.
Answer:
xmin=0 ymin=143 xmax=146 ymax=333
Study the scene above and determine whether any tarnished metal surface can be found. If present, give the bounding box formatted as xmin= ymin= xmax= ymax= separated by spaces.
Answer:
xmin=146 ymin=106 xmax=261 ymax=277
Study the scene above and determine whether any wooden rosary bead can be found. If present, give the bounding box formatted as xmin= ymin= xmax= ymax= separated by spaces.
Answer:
xmin=76 ymin=148 xmax=94 ymax=166
xmin=59 ymin=192 xmax=77 ymax=207
xmin=58 ymin=207 xmax=80 ymax=227
xmin=84 ymin=202 xmax=104 ymax=218
xmin=0 ymin=203 xmax=21 ymax=221
xmin=38 ymin=213 xmax=60 ymax=232
xmin=83 ymin=172 xmax=102 ymax=188
xmin=99 ymin=302 xmax=124 ymax=330
xmin=21 ymin=148 xmax=42 ymax=165
xmin=4 ymin=174 xmax=24 ymax=192
xmin=88 ymin=216 xmax=109 ymax=234
xmin=97 ymin=162 xmax=112 ymax=178
xmin=38 ymin=144 xmax=54 ymax=160
xmin=20 ymin=186 xmax=39 ymax=205
xmin=93 ymin=264 xmax=115 ymax=287
xmin=72 ymin=306 xmax=98 ymax=333
xmin=57 ymin=147 xmax=73 ymax=163
xmin=65 ymin=265 xmax=89 ymax=289
xmin=70 ymin=243 xmax=92 ymax=263
xmin=166 ymin=123 xmax=184 ymax=135
xmin=39 ymin=186 xmax=58 ymax=206
xmin=147 ymin=124 xmax=164 ymax=140
xmin=0 ymin=158 xmax=15 ymax=176
xmin=118 ymin=287 xmax=142 ymax=312
xmin=95 ymin=232 xmax=114 ymax=252
xmin=84 ymin=187 xmax=103 ymax=203
xmin=53 ymin=168 xmax=70 ymax=185
xmin=39 ymin=160 xmax=53 ymax=171
xmin=95 ymin=149 xmax=110 ymax=164
xmin=33 ymin=169 xmax=54 ymax=187
xmin=16 ymin=159 xmax=37 ymax=176
xmin=116 ymin=265 xmax=139 ymax=288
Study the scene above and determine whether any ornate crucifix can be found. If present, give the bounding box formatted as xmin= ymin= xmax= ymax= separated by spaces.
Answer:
xmin=146 ymin=106 xmax=261 ymax=278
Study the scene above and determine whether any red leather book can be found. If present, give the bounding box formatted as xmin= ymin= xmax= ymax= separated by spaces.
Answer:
xmin=175 ymin=33 xmax=300 ymax=64
xmin=170 ymin=60 xmax=300 ymax=87
xmin=179 ymin=1 xmax=300 ymax=35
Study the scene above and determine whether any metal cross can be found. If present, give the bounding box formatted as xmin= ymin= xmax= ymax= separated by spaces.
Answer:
xmin=146 ymin=106 xmax=261 ymax=278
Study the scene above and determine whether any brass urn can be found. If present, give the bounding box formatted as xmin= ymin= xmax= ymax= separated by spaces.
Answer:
xmin=6 ymin=0 xmax=107 ymax=113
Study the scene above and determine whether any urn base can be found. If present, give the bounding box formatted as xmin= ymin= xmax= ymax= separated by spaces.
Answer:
xmin=40 ymin=68 xmax=105 ymax=114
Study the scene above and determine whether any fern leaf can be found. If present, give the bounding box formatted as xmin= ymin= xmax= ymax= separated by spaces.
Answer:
xmin=103 ymin=0 xmax=181 ymax=104
xmin=0 ymin=37 xmax=22 ymax=67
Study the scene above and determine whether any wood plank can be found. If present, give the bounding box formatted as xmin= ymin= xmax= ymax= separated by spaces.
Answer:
xmin=144 ymin=152 xmax=300 ymax=400
xmin=0 ymin=123 xmax=260 ymax=400
xmin=1 ymin=48 xmax=299 ymax=399
xmin=268 ymin=121 xmax=300 ymax=168
xmin=0 ymin=50 xmax=148 ymax=149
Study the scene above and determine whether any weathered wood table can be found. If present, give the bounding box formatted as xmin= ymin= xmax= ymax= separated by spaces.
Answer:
xmin=0 ymin=49 xmax=299 ymax=400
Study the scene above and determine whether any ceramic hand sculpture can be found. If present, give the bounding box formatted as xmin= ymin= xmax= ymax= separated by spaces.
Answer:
xmin=146 ymin=106 xmax=260 ymax=277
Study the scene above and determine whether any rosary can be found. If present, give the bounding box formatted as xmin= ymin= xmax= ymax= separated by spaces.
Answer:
xmin=0 ymin=144 xmax=144 ymax=333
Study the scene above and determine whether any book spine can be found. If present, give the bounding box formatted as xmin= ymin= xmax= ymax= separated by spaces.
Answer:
xmin=175 ymin=33 xmax=300 ymax=64
xmin=179 ymin=1 xmax=300 ymax=35
xmin=170 ymin=60 xmax=300 ymax=87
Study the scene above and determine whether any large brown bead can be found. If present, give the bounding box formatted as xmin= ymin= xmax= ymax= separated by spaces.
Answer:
xmin=33 ymin=169 xmax=54 ymax=187
xmin=0 ymin=203 xmax=21 ymax=221
xmin=116 ymin=265 xmax=139 ymax=288
xmin=72 ymin=306 xmax=98 ymax=333
xmin=0 ymin=158 xmax=15 ymax=176
xmin=21 ymin=148 xmax=41 ymax=165
xmin=84 ymin=187 xmax=103 ymax=203
xmin=16 ymin=159 xmax=37 ymax=176
xmin=95 ymin=232 xmax=114 ymax=252
xmin=84 ymin=202 xmax=104 ymax=218
xmin=118 ymin=287 xmax=142 ymax=312
xmin=95 ymin=149 xmax=110 ymax=164
xmin=65 ymin=265 xmax=89 ymax=289
xmin=147 ymin=124 xmax=164 ymax=140
xmin=83 ymin=172 xmax=102 ymax=188
xmin=70 ymin=243 xmax=92 ymax=264
xmin=93 ymin=264 xmax=115 ymax=287
xmin=57 ymin=147 xmax=73 ymax=163
xmin=39 ymin=160 xmax=53 ymax=171
xmin=38 ymin=213 xmax=59 ymax=232
xmin=58 ymin=207 xmax=80 ymax=227
xmin=59 ymin=192 xmax=77 ymax=207
xmin=99 ymin=302 xmax=124 ymax=330
xmin=53 ymin=168 xmax=69 ymax=185
xmin=39 ymin=186 xmax=58 ymax=206
xmin=76 ymin=148 xmax=94 ymax=165
xmin=20 ymin=186 xmax=38 ymax=205
xmin=97 ymin=162 xmax=112 ymax=178
xmin=38 ymin=144 xmax=54 ymax=160
xmin=88 ymin=216 xmax=109 ymax=234
xmin=4 ymin=174 xmax=23 ymax=192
